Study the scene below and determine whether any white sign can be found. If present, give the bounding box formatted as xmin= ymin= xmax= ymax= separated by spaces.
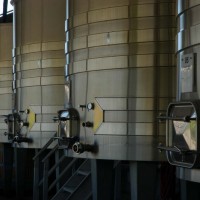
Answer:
xmin=181 ymin=54 xmax=194 ymax=93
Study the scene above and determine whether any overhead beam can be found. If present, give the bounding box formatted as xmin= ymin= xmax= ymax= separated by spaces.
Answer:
xmin=3 ymin=0 xmax=8 ymax=22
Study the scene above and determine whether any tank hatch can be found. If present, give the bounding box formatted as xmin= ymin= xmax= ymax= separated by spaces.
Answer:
xmin=158 ymin=101 xmax=200 ymax=168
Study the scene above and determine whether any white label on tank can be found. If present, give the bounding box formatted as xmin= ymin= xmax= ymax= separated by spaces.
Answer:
xmin=181 ymin=54 xmax=194 ymax=93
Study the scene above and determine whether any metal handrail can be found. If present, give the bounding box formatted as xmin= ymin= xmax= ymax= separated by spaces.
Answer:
xmin=33 ymin=134 xmax=60 ymax=200
xmin=38 ymin=144 xmax=60 ymax=187
xmin=33 ymin=135 xmax=80 ymax=200
xmin=33 ymin=133 xmax=57 ymax=161
xmin=48 ymin=158 xmax=78 ymax=191
xmin=42 ymin=144 xmax=59 ymax=162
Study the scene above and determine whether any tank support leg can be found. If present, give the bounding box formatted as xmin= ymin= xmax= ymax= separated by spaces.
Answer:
xmin=3 ymin=143 xmax=14 ymax=197
xmin=14 ymin=147 xmax=27 ymax=199
xmin=130 ymin=162 xmax=160 ymax=200
xmin=91 ymin=159 xmax=114 ymax=200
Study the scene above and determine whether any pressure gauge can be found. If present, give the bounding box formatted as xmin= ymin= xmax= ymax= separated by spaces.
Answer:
xmin=87 ymin=103 xmax=94 ymax=110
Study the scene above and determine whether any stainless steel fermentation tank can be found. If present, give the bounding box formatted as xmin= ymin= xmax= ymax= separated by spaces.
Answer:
xmin=0 ymin=24 xmax=13 ymax=142
xmin=161 ymin=0 xmax=200 ymax=184
xmin=65 ymin=0 xmax=176 ymax=160
xmin=0 ymin=0 xmax=176 ymax=162
xmin=11 ymin=0 xmax=66 ymax=148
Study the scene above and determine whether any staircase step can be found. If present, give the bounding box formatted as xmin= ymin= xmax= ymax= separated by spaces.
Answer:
xmin=68 ymin=174 xmax=91 ymax=200
xmin=50 ymin=159 xmax=91 ymax=200
xmin=66 ymin=174 xmax=85 ymax=187
xmin=79 ymin=160 xmax=91 ymax=171
xmin=63 ymin=186 xmax=76 ymax=194
xmin=77 ymin=170 xmax=90 ymax=176
xmin=51 ymin=190 xmax=70 ymax=200
xmin=84 ymin=191 xmax=92 ymax=200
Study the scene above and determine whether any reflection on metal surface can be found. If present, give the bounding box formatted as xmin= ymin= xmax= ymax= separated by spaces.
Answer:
xmin=173 ymin=119 xmax=197 ymax=151
xmin=183 ymin=120 xmax=196 ymax=150
xmin=173 ymin=121 xmax=188 ymax=135
xmin=54 ymin=108 xmax=80 ymax=148
xmin=56 ymin=109 xmax=79 ymax=139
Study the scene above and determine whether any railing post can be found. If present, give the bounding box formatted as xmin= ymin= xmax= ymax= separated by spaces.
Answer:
xmin=32 ymin=135 xmax=58 ymax=200
xmin=43 ymin=159 xmax=49 ymax=200
xmin=55 ymin=149 xmax=60 ymax=192
xmin=33 ymin=149 xmax=39 ymax=200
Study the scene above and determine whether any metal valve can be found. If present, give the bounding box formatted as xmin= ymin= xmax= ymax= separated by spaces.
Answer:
xmin=19 ymin=121 xmax=29 ymax=128
xmin=79 ymin=105 xmax=86 ymax=111
xmin=79 ymin=103 xmax=95 ymax=111
xmin=82 ymin=121 xmax=93 ymax=128
xmin=3 ymin=108 xmax=35 ymax=143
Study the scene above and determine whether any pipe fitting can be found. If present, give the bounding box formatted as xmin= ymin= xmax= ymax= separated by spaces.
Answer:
xmin=82 ymin=121 xmax=93 ymax=128
xmin=72 ymin=142 xmax=84 ymax=154
xmin=72 ymin=142 xmax=96 ymax=154
xmin=58 ymin=136 xmax=79 ymax=149
xmin=13 ymin=135 xmax=33 ymax=143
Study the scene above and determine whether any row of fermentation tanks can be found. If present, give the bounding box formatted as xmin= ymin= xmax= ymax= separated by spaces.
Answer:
xmin=1 ymin=0 xmax=200 ymax=192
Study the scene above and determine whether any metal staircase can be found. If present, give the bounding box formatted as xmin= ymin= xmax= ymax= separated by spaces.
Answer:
xmin=51 ymin=159 xmax=92 ymax=200
xmin=33 ymin=136 xmax=92 ymax=200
